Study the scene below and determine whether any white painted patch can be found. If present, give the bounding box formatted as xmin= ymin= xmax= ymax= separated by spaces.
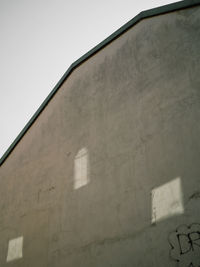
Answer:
xmin=151 ymin=177 xmax=184 ymax=224
xmin=74 ymin=147 xmax=89 ymax=190
xmin=6 ymin=236 xmax=23 ymax=262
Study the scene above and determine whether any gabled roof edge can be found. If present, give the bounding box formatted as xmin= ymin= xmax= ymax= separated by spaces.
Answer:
xmin=1 ymin=0 xmax=200 ymax=166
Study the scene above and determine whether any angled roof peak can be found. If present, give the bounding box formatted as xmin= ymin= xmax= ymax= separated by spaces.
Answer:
xmin=1 ymin=0 xmax=200 ymax=166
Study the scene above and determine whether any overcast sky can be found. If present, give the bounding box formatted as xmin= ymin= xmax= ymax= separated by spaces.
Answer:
xmin=0 ymin=0 xmax=178 ymax=158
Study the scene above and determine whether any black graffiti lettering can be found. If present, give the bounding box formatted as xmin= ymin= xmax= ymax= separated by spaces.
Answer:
xmin=177 ymin=234 xmax=192 ymax=255
xmin=177 ymin=231 xmax=200 ymax=255
xmin=169 ymin=223 xmax=200 ymax=266
xmin=188 ymin=232 xmax=200 ymax=251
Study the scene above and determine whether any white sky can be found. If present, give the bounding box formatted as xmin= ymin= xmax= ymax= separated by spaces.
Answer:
xmin=0 ymin=0 xmax=178 ymax=158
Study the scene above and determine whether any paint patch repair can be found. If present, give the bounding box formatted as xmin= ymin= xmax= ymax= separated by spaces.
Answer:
xmin=74 ymin=147 xmax=89 ymax=190
xmin=6 ymin=236 xmax=23 ymax=262
xmin=151 ymin=177 xmax=184 ymax=224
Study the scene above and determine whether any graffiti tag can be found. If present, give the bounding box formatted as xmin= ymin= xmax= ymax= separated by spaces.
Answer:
xmin=169 ymin=224 xmax=200 ymax=267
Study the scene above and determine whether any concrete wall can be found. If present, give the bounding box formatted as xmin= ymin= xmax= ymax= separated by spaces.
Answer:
xmin=0 ymin=5 xmax=200 ymax=267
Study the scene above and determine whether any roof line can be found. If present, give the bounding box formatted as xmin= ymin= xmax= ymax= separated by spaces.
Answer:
xmin=1 ymin=0 xmax=200 ymax=166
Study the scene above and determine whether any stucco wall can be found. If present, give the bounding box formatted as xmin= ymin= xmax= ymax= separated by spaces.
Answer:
xmin=0 ymin=5 xmax=200 ymax=267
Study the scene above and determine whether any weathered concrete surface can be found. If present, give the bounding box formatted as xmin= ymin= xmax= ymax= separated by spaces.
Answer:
xmin=0 ymin=5 xmax=200 ymax=267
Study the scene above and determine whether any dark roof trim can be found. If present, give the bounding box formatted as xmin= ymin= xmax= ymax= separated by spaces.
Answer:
xmin=1 ymin=0 xmax=200 ymax=166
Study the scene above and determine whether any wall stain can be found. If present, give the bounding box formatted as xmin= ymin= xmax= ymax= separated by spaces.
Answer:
xmin=189 ymin=192 xmax=200 ymax=201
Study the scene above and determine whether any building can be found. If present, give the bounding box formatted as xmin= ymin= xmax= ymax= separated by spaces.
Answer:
xmin=0 ymin=1 xmax=200 ymax=266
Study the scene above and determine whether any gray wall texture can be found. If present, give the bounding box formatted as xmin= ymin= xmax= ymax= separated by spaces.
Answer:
xmin=0 ymin=3 xmax=200 ymax=267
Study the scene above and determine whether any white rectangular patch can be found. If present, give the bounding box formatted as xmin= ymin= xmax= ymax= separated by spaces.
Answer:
xmin=74 ymin=147 xmax=89 ymax=190
xmin=151 ymin=177 xmax=184 ymax=223
xmin=6 ymin=236 xmax=23 ymax=262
